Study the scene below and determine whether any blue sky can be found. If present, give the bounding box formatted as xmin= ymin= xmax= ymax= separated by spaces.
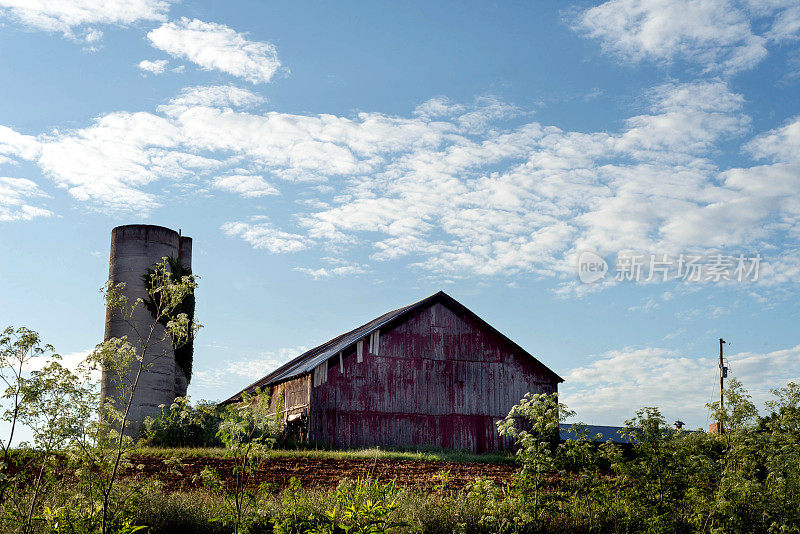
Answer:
xmin=1 ymin=0 xmax=799 ymax=432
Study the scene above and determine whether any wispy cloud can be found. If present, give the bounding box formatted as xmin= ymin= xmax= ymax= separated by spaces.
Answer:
xmin=294 ymin=258 xmax=370 ymax=279
xmin=0 ymin=177 xmax=52 ymax=221
xmin=0 ymin=0 xmax=171 ymax=43
xmin=213 ymin=174 xmax=278 ymax=198
xmin=221 ymin=220 xmax=309 ymax=253
xmin=2 ymin=81 xmax=800 ymax=287
xmin=561 ymin=344 xmax=800 ymax=428
xmin=147 ymin=18 xmax=284 ymax=84
xmin=574 ymin=0 xmax=800 ymax=75
xmin=663 ymin=328 xmax=686 ymax=341
xmin=163 ymin=84 xmax=266 ymax=109
xmin=0 ymin=125 xmax=40 ymax=163
xmin=628 ymin=297 xmax=659 ymax=313
xmin=192 ymin=346 xmax=307 ymax=395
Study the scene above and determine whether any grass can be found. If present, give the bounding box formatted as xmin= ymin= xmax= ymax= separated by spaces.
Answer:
xmin=132 ymin=445 xmax=516 ymax=464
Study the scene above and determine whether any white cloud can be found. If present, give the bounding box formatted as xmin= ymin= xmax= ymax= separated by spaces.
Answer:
xmin=193 ymin=346 xmax=307 ymax=393
xmin=744 ymin=115 xmax=800 ymax=164
xmin=0 ymin=85 xmax=456 ymax=213
xmin=291 ymin=81 xmax=757 ymax=277
xmin=0 ymin=177 xmax=52 ymax=222
xmin=221 ymin=220 xmax=309 ymax=253
xmin=413 ymin=95 xmax=525 ymax=131
xmin=5 ymin=81 xmax=800 ymax=287
xmin=0 ymin=0 xmax=170 ymax=42
xmin=84 ymin=28 xmax=102 ymax=43
xmin=213 ymin=174 xmax=278 ymax=197
xmin=413 ymin=96 xmax=465 ymax=119
xmin=36 ymin=111 xmax=193 ymax=212
xmin=147 ymin=18 xmax=283 ymax=84
xmin=294 ymin=258 xmax=369 ymax=279
xmin=615 ymin=81 xmax=748 ymax=161
xmin=757 ymin=249 xmax=800 ymax=285
xmin=561 ymin=344 xmax=800 ymax=428
xmin=0 ymin=125 xmax=40 ymax=163
xmin=25 ymin=348 xmax=99 ymax=383
xmin=758 ymin=1 xmax=800 ymax=42
xmin=574 ymin=0 xmax=798 ymax=74
xmin=163 ymin=84 xmax=265 ymax=110
xmin=138 ymin=59 xmax=168 ymax=74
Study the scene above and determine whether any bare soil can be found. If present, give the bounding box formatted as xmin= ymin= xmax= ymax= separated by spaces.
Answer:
xmin=126 ymin=455 xmax=518 ymax=492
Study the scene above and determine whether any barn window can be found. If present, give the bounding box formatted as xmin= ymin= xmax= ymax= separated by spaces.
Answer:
xmin=338 ymin=351 xmax=344 ymax=373
xmin=357 ymin=340 xmax=363 ymax=362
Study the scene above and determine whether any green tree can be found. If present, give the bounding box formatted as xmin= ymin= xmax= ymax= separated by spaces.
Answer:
xmin=496 ymin=392 xmax=573 ymax=527
xmin=0 ymin=327 xmax=58 ymax=505
xmin=612 ymin=407 xmax=692 ymax=532
xmin=0 ymin=328 xmax=94 ymax=533
xmin=707 ymin=378 xmax=758 ymax=436
xmin=704 ymin=379 xmax=767 ymax=532
xmin=761 ymin=382 xmax=800 ymax=529
xmin=15 ymin=360 xmax=92 ymax=533
xmin=72 ymin=258 xmax=200 ymax=534
xmin=202 ymin=387 xmax=278 ymax=534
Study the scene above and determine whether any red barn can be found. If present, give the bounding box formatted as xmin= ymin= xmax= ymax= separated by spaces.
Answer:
xmin=222 ymin=291 xmax=562 ymax=452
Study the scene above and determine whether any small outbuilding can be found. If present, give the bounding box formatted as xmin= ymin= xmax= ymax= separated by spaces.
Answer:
xmin=222 ymin=291 xmax=562 ymax=452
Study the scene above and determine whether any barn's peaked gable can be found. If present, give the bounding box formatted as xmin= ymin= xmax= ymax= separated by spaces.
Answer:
xmin=222 ymin=291 xmax=562 ymax=405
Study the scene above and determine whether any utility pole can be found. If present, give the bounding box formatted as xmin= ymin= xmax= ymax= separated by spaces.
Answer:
xmin=719 ymin=338 xmax=726 ymax=432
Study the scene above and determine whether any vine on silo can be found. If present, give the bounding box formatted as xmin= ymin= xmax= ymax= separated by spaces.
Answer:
xmin=142 ymin=256 xmax=196 ymax=383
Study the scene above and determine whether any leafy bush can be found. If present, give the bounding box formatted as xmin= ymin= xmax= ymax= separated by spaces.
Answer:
xmin=202 ymin=388 xmax=281 ymax=534
xmin=270 ymin=477 xmax=331 ymax=533
xmin=271 ymin=476 xmax=409 ymax=534
xmin=493 ymin=383 xmax=800 ymax=534
xmin=142 ymin=396 xmax=225 ymax=448
xmin=497 ymin=392 xmax=574 ymax=528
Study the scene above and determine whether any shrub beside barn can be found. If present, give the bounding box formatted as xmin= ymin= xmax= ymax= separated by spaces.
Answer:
xmin=222 ymin=291 xmax=562 ymax=452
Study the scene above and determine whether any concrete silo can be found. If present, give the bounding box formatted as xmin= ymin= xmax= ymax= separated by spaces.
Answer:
xmin=102 ymin=224 xmax=193 ymax=434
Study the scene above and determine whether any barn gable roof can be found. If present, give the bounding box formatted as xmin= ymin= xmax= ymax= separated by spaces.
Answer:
xmin=221 ymin=290 xmax=563 ymax=405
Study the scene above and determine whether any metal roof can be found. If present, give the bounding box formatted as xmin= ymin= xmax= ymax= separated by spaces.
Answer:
xmin=221 ymin=290 xmax=563 ymax=405
xmin=559 ymin=424 xmax=633 ymax=444
xmin=559 ymin=424 xmax=701 ymax=444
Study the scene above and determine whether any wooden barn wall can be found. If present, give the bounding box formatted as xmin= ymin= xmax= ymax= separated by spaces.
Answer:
xmin=308 ymin=302 xmax=557 ymax=452
xmin=268 ymin=374 xmax=310 ymax=423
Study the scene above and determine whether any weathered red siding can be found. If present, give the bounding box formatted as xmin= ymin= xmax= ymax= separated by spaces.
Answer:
xmin=305 ymin=302 xmax=557 ymax=452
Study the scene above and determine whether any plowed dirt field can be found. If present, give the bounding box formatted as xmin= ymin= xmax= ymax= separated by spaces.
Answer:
xmin=127 ymin=455 xmax=518 ymax=491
